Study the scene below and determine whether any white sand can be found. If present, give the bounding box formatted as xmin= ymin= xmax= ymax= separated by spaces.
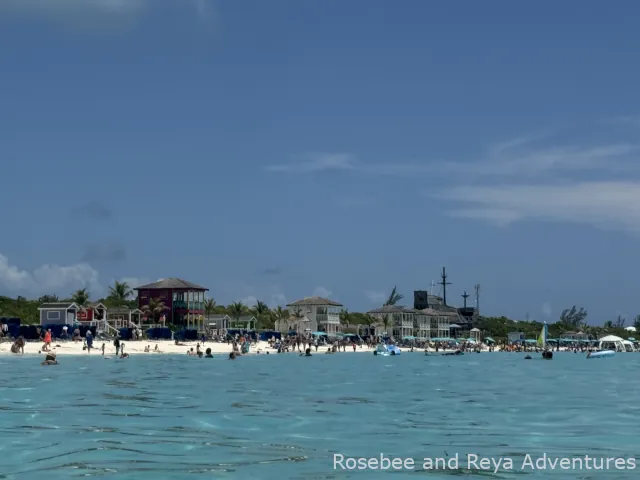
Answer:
xmin=0 ymin=339 xmax=380 ymax=357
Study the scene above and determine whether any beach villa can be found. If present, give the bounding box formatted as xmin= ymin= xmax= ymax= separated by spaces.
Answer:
xmin=367 ymin=305 xmax=416 ymax=338
xmin=281 ymin=296 xmax=342 ymax=334
xmin=38 ymin=301 xmax=107 ymax=327
xmin=106 ymin=306 xmax=143 ymax=329
xmin=38 ymin=302 xmax=80 ymax=325
xmin=134 ymin=278 xmax=208 ymax=330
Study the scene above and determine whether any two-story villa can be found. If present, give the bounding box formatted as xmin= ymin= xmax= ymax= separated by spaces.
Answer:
xmin=286 ymin=296 xmax=343 ymax=334
xmin=367 ymin=305 xmax=416 ymax=339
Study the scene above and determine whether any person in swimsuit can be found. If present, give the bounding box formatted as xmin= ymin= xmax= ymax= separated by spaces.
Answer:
xmin=43 ymin=329 xmax=52 ymax=351
xmin=42 ymin=352 xmax=58 ymax=365
xmin=10 ymin=336 xmax=25 ymax=354
xmin=86 ymin=330 xmax=93 ymax=354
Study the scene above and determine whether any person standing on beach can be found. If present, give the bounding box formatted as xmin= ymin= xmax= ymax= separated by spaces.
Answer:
xmin=114 ymin=336 xmax=120 ymax=356
xmin=86 ymin=330 xmax=94 ymax=354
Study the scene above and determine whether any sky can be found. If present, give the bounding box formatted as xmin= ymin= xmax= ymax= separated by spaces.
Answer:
xmin=2 ymin=0 xmax=640 ymax=324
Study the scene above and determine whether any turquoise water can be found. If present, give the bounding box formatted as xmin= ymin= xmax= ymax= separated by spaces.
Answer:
xmin=0 ymin=352 xmax=639 ymax=479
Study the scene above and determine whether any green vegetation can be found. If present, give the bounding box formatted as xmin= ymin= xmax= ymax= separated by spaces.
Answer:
xmin=1 ymin=285 xmax=639 ymax=341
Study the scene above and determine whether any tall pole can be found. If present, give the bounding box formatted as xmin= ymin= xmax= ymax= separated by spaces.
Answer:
xmin=439 ymin=267 xmax=452 ymax=306
xmin=461 ymin=291 xmax=469 ymax=308
xmin=474 ymin=284 xmax=480 ymax=316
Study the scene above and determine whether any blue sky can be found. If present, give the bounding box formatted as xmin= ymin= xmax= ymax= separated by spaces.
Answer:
xmin=2 ymin=0 xmax=640 ymax=324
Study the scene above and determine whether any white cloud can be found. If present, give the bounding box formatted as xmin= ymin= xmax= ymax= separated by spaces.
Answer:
xmin=0 ymin=0 xmax=215 ymax=21
xmin=241 ymin=295 xmax=258 ymax=307
xmin=431 ymin=181 xmax=640 ymax=232
xmin=240 ymin=289 xmax=287 ymax=309
xmin=365 ymin=290 xmax=387 ymax=304
xmin=267 ymin=141 xmax=639 ymax=178
xmin=0 ymin=253 xmax=101 ymax=297
xmin=542 ymin=302 xmax=552 ymax=318
xmin=266 ymin=153 xmax=356 ymax=173
xmin=312 ymin=286 xmax=332 ymax=298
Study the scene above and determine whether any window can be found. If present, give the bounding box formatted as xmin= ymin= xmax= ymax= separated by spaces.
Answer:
xmin=47 ymin=311 xmax=60 ymax=321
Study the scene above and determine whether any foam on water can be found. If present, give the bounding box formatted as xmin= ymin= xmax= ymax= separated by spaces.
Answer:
xmin=0 ymin=353 xmax=638 ymax=479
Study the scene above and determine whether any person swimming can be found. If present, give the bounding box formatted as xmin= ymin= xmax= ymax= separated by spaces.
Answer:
xmin=524 ymin=355 xmax=532 ymax=359
xmin=300 ymin=347 xmax=312 ymax=357
xmin=229 ymin=352 xmax=236 ymax=360
xmin=41 ymin=352 xmax=58 ymax=365
xmin=205 ymin=348 xmax=213 ymax=358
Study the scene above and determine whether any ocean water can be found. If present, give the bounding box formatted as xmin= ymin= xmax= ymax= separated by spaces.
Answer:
xmin=0 ymin=351 xmax=639 ymax=479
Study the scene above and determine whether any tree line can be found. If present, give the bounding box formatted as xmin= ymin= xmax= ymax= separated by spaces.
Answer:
xmin=1 ymin=283 xmax=639 ymax=340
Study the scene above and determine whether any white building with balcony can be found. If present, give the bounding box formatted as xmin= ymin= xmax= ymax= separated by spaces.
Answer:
xmin=367 ymin=305 xmax=416 ymax=339
xmin=285 ymin=296 xmax=343 ymax=334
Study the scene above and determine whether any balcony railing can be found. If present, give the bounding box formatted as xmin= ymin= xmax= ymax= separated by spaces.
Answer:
xmin=173 ymin=301 xmax=204 ymax=311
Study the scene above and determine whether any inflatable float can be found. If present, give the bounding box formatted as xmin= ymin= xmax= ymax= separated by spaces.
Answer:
xmin=587 ymin=350 xmax=615 ymax=359
xmin=374 ymin=344 xmax=401 ymax=356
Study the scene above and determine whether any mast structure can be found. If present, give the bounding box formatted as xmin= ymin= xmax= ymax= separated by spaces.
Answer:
xmin=439 ymin=267 xmax=452 ymax=306
xmin=474 ymin=284 xmax=480 ymax=315
xmin=461 ymin=291 xmax=469 ymax=308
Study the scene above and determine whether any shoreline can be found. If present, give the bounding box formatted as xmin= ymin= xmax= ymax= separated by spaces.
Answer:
xmin=0 ymin=339 xmax=382 ymax=357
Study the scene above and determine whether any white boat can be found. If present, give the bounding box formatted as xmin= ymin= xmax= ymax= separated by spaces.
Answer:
xmin=587 ymin=350 xmax=615 ymax=359
xmin=598 ymin=335 xmax=625 ymax=352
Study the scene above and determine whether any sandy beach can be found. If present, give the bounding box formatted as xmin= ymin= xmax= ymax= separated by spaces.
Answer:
xmin=0 ymin=339 xmax=381 ymax=357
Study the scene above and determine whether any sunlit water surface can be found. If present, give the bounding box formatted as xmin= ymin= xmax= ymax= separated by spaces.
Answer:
xmin=0 ymin=351 xmax=638 ymax=479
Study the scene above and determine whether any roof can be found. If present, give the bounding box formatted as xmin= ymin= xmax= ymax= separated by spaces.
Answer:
xmin=134 ymin=278 xmax=209 ymax=291
xmin=287 ymin=296 xmax=342 ymax=307
xmin=367 ymin=305 xmax=409 ymax=314
xmin=39 ymin=302 xmax=79 ymax=310
xmin=107 ymin=306 xmax=142 ymax=314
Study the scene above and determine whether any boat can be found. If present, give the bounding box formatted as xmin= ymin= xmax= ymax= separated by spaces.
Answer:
xmin=426 ymin=351 xmax=464 ymax=356
xmin=587 ymin=350 xmax=615 ymax=359
xmin=537 ymin=322 xmax=553 ymax=359
xmin=374 ymin=344 xmax=401 ymax=356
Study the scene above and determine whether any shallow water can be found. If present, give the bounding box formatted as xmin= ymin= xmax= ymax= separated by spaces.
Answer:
xmin=0 ymin=351 xmax=638 ymax=479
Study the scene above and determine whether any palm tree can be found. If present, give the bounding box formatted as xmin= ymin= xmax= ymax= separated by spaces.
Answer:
xmin=252 ymin=300 xmax=269 ymax=329
xmin=273 ymin=305 xmax=287 ymax=331
xmin=229 ymin=301 xmax=247 ymax=328
xmin=381 ymin=314 xmax=391 ymax=336
xmin=384 ymin=286 xmax=403 ymax=306
xmin=360 ymin=314 xmax=375 ymax=336
xmin=340 ymin=308 xmax=351 ymax=332
xmin=71 ymin=288 xmax=90 ymax=308
xmin=141 ymin=297 xmax=169 ymax=324
xmin=204 ymin=298 xmax=217 ymax=326
xmin=291 ymin=307 xmax=305 ymax=332
xmin=108 ymin=281 xmax=133 ymax=302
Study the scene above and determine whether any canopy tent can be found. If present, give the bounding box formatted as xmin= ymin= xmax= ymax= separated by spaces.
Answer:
xmin=465 ymin=338 xmax=477 ymax=343
xmin=402 ymin=335 xmax=416 ymax=340
xmin=312 ymin=331 xmax=327 ymax=336
xmin=524 ymin=339 xmax=537 ymax=344
xmin=485 ymin=337 xmax=495 ymax=344
xmin=628 ymin=337 xmax=636 ymax=341
xmin=449 ymin=324 xmax=461 ymax=329
xmin=431 ymin=337 xmax=458 ymax=342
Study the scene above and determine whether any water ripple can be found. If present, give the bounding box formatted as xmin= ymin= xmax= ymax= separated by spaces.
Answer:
xmin=0 ymin=354 xmax=638 ymax=479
